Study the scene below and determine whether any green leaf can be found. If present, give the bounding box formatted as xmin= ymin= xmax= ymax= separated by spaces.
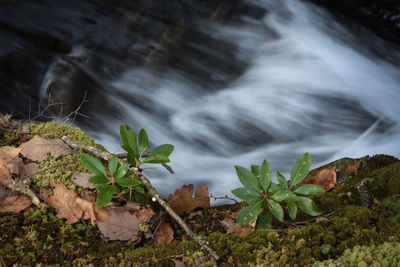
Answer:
xmin=260 ymin=160 xmax=273 ymax=192
xmin=287 ymin=202 xmax=298 ymax=220
xmin=234 ymin=166 xmax=261 ymax=192
xmin=138 ymin=129 xmax=148 ymax=158
xmin=267 ymin=199 xmax=284 ymax=222
xmin=231 ymin=187 xmax=261 ymax=201
xmin=134 ymin=186 xmax=145 ymax=194
xmin=271 ymin=190 xmax=299 ymax=203
xmin=88 ymin=175 xmax=109 ymax=185
xmin=120 ymin=124 xmax=137 ymax=157
xmin=143 ymin=144 xmax=174 ymax=164
xmin=108 ymin=156 xmax=118 ymax=177
xmin=96 ymin=186 xmax=115 ymax=208
xmin=237 ymin=199 xmax=264 ymax=225
xmin=251 ymin=165 xmax=261 ymax=177
xmin=255 ymin=209 xmax=273 ymax=229
xmin=268 ymin=183 xmax=282 ymax=195
xmin=276 ymin=171 xmax=288 ymax=189
xmin=115 ymin=163 xmax=129 ymax=181
xmin=293 ymin=184 xmax=325 ymax=196
xmin=80 ymin=153 xmax=107 ymax=178
xmin=94 ymin=183 xmax=110 ymax=192
xmin=297 ymin=196 xmax=322 ymax=216
xmin=126 ymin=153 xmax=136 ymax=166
xmin=290 ymin=153 xmax=311 ymax=188
xmin=117 ymin=177 xmax=137 ymax=187
xmin=121 ymin=188 xmax=130 ymax=195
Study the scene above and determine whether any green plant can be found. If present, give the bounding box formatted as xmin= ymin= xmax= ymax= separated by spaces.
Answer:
xmin=231 ymin=153 xmax=325 ymax=229
xmin=80 ymin=125 xmax=174 ymax=208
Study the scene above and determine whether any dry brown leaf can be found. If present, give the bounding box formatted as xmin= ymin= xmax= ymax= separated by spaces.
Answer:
xmin=0 ymin=146 xmax=22 ymax=165
xmin=5 ymin=157 xmax=23 ymax=175
xmin=96 ymin=205 xmax=154 ymax=243
xmin=71 ymin=172 xmax=95 ymax=189
xmin=130 ymin=208 xmax=154 ymax=222
xmin=45 ymin=182 xmax=108 ymax=225
xmin=0 ymin=166 xmax=12 ymax=186
xmin=19 ymin=135 xmax=73 ymax=162
xmin=172 ymin=259 xmax=187 ymax=267
xmin=168 ymin=184 xmax=210 ymax=215
xmin=154 ymin=220 xmax=174 ymax=244
xmin=345 ymin=161 xmax=361 ymax=174
xmin=96 ymin=208 xmax=141 ymax=243
xmin=80 ymin=190 xmax=96 ymax=203
xmin=0 ymin=194 xmax=32 ymax=213
xmin=21 ymin=163 xmax=37 ymax=180
xmin=219 ymin=213 xmax=252 ymax=236
xmin=0 ymin=113 xmax=11 ymax=127
xmin=303 ymin=166 xmax=337 ymax=191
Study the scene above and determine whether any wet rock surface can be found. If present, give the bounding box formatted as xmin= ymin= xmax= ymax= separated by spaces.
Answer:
xmin=309 ymin=0 xmax=400 ymax=42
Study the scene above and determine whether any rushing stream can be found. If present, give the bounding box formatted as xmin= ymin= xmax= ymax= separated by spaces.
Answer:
xmin=4 ymin=0 xmax=400 ymax=201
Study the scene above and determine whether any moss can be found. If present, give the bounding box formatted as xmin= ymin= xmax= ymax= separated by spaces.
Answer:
xmin=363 ymin=162 xmax=400 ymax=199
xmin=34 ymin=154 xmax=86 ymax=192
xmin=29 ymin=121 xmax=106 ymax=151
xmin=313 ymin=242 xmax=400 ymax=267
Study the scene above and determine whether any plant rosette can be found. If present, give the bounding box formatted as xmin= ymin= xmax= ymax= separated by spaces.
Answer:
xmin=231 ymin=153 xmax=325 ymax=229
xmin=80 ymin=125 xmax=174 ymax=208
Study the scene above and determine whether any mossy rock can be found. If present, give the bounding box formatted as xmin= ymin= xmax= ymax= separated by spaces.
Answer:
xmin=1 ymin=121 xmax=400 ymax=266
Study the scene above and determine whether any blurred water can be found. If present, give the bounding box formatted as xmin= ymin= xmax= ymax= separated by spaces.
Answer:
xmin=62 ymin=0 xmax=400 ymax=201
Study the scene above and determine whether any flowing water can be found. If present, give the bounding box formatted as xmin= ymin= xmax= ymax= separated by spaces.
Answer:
xmin=39 ymin=0 xmax=400 ymax=201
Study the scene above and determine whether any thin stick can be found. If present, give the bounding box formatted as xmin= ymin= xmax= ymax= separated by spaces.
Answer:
xmin=62 ymin=137 xmax=220 ymax=261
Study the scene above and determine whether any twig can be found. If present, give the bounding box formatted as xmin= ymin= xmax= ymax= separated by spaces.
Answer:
xmin=81 ymin=218 xmax=96 ymax=238
xmin=210 ymin=193 xmax=238 ymax=204
xmin=62 ymin=137 xmax=220 ymax=261
xmin=0 ymin=255 xmax=6 ymax=267
xmin=280 ymin=209 xmax=339 ymax=227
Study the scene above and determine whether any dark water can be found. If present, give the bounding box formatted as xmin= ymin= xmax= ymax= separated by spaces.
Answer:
xmin=2 ymin=0 xmax=400 ymax=202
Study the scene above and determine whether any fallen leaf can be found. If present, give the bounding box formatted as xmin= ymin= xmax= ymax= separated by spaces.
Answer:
xmin=19 ymin=135 xmax=73 ymax=162
xmin=0 ymin=113 xmax=11 ymax=127
xmin=80 ymin=190 xmax=96 ymax=202
xmin=20 ymin=163 xmax=37 ymax=181
xmin=130 ymin=208 xmax=154 ymax=222
xmin=0 ymin=194 xmax=32 ymax=213
xmin=0 ymin=146 xmax=22 ymax=165
xmin=219 ymin=212 xmax=253 ymax=236
xmin=71 ymin=172 xmax=95 ymax=189
xmin=345 ymin=161 xmax=361 ymax=174
xmin=0 ymin=166 xmax=12 ymax=186
xmin=168 ymin=184 xmax=210 ymax=215
xmin=44 ymin=182 xmax=108 ymax=225
xmin=172 ymin=259 xmax=187 ymax=267
xmin=154 ymin=220 xmax=174 ymax=244
xmin=96 ymin=206 xmax=153 ymax=244
xmin=5 ymin=157 xmax=23 ymax=175
xmin=303 ymin=166 xmax=337 ymax=191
